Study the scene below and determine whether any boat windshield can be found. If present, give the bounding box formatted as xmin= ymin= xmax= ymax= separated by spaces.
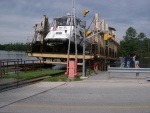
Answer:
xmin=51 ymin=17 xmax=80 ymax=27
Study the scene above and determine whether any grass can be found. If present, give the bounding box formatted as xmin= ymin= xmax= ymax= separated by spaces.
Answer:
xmin=2 ymin=69 xmax=64 ymax=80
xmin=2 ymin=69 xmax=82 ymax=82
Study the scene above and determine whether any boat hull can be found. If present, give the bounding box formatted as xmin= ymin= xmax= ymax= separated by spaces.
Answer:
xmin=45 ymin=39 xmax=90 ymax=54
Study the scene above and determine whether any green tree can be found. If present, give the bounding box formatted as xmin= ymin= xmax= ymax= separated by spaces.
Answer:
xmin=123 ymin=27 xmax=137 ymax=42
xmin=118 ymin=27 xmax=150 ymax=57
xmin=137 ymin=32 xmax=146 ymax=41
xmin=0 ymin=43 xmax=27 ymax=51
xmin=119 ymin=27 xmax=137 ymax=55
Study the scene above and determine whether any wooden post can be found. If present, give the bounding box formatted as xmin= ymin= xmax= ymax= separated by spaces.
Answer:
xmin=16 ymin=60 xmax=19 ymax=86
xmin=0 ymin=60 xmax=1 ymax=79
xmin=24 ymin=61 xmax=26 ymax=72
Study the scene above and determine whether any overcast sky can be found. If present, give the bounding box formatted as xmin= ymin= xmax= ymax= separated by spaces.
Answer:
xmin=0 ymin=0 xmax=150 ymax=44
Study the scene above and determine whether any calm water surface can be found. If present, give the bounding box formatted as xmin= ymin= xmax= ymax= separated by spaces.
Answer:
xmin=0 ymin=50 xmax=36 ymax=60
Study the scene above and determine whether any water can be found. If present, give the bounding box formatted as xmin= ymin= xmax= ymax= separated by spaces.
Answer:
xmin=0 ymin=50 xmax=37 ymax=61
xmin=0 ymin=50 xmax=65 ymax=69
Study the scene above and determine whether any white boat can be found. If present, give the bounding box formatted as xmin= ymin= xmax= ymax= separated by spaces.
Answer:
xmin=44 ymin=13 xmax=90 ymax=53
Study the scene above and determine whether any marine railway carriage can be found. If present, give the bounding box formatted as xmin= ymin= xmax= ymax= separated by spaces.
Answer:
xmin=26 ymin=14 xmax=119 ymax=70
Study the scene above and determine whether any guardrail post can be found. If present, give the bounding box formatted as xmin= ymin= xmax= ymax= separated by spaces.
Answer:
xmin=136 ymin=73 xmax=139 ymax=78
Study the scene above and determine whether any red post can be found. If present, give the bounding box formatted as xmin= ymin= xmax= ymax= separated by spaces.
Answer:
xmin=68 ymin=60 xmax=77 ymax=78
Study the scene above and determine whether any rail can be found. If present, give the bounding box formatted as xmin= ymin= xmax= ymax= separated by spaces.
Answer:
xmin=22 ymin=60 xmax=42 ymax=72
xmin=107 ymin=65 xmax=150 ymax=79
xmin=0 ymin=59 xmax=21 ymax=79
xmin=0 ymin=59 xmax=42 ymax=79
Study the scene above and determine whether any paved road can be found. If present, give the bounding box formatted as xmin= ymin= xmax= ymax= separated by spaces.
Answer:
xmin=0 ymin=72 xmax=150 ymax=113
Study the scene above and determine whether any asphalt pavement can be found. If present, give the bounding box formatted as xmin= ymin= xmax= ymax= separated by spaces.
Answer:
xmin=0 ymin=71 xmax=150 ymax=113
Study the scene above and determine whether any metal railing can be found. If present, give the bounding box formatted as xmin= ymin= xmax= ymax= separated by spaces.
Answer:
xmin=0 ymin=59 xmax=42 ymax=79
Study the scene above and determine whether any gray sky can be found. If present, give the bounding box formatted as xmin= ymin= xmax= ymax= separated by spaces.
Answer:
xmin=0 ymin=0 xmax=150 ymax=44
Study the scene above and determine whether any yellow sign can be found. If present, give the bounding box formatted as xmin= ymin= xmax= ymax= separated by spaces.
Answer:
xmin=85 ymin=30 xmax=92 ymax=37
xmin=104 ymin=34 xmax=112 ymax=40
xmin=83 ymin=10 xmax=89 ymax=17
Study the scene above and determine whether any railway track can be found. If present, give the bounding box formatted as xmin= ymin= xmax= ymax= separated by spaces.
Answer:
xmin=0 ymin=71 xmax=65 ymax=93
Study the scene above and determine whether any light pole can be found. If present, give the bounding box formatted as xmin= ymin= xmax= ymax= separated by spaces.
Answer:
xmin=81 ymin=30 xmax=102 ymax=79
xmin=81 ymin=10 xmax=89 ymax=79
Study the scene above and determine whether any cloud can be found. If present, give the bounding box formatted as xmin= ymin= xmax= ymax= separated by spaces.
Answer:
xmin=0 ymin=13 xmax=41 ymax=44
xmin=0 ymin=0 xmax=150 ymax=44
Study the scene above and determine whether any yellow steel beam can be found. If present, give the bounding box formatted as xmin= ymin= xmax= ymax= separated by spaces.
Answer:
xmin=26 ymin=52 xmax=117 ymax=60
xmin=26 ymin=53 xmax=94 ymax=59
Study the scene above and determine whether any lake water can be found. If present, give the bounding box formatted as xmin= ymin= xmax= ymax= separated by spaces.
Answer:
xmin=0 ymin=50 xmax=37 ymax=61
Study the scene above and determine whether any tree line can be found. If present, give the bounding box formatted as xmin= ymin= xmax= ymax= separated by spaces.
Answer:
xmin=118 ymin=27 xmax=150 ymax=58
xmin=0 ymin=43 xmax=27 ymax=51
